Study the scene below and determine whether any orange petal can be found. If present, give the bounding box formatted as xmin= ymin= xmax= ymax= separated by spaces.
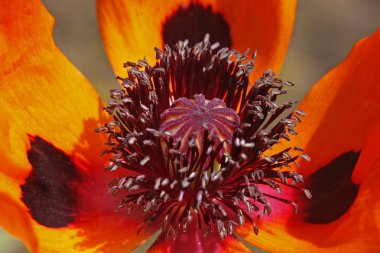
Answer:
xmin=6 ymin=135 xmax=150 ymax=253
xmin=0 ymin=176 xmax=38 ymax=252
xmin=0 ymin=0 xmax=103 ymax=180
xmin=236 ymin=30 xmax=380 ymax=252
xmin=277 ymin=29 xmax=380 ymax=176
xmin=0 ymin=0 xmax=150 ymax=252
xmin=299 ymin=29 xmax=380 ymax=174
xmin=96 ymin=0 xmax=296 ymax=82
xmin=148 ymin=227 xmax=251 ymax=253
xmin=237 ymin=124 xmax=380 ymax=252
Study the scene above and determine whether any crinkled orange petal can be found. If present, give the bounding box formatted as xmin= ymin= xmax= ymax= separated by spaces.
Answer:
xmin=237 ymin=124 xmax=380 ymax=252
xmin=0 ymin=0 xmax=101 ymax=180
xmin=96 ymin=0 xmax=296 ymax=83
xmin=0 ymin=1 xmax=150 ymax=252
xmin=148 ymin=227 xmax=251 ymax=253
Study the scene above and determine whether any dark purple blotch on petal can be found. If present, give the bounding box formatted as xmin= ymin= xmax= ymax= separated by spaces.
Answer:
xmin=162 ymin=3 xmax=231 ymax=48
xmin=21 ymin=136 xmax=80 ymax=228
xmin=302 ymin=151 xmax=360 ymax=224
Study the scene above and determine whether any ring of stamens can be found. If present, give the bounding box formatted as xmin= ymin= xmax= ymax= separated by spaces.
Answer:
xmin=97 ymin=37 xmax=311 ymax=240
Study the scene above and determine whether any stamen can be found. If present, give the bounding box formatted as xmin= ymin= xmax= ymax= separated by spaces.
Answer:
xmin=97 ymin=36 xmax=311 ymax=240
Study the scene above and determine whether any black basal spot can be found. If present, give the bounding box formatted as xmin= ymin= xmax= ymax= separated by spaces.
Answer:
xmin=162 ymin=3 xmax=231 ymax=48
xmin=303 ymin=151 xmax=360 ymax=224
xmin=21 ymin=136 xmax=80 ymax=228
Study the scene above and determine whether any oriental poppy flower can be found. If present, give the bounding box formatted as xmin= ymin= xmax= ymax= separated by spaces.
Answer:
xmin=0 ymin=0 xmax=379 ymax=253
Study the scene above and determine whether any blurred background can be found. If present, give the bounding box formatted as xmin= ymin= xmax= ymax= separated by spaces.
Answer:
xmin=1 ymin=0 xmax=379 ymax=252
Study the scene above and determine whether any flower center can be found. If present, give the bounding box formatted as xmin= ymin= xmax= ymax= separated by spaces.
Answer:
xmin=97 ymin=37 xmax=311 ymax=240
